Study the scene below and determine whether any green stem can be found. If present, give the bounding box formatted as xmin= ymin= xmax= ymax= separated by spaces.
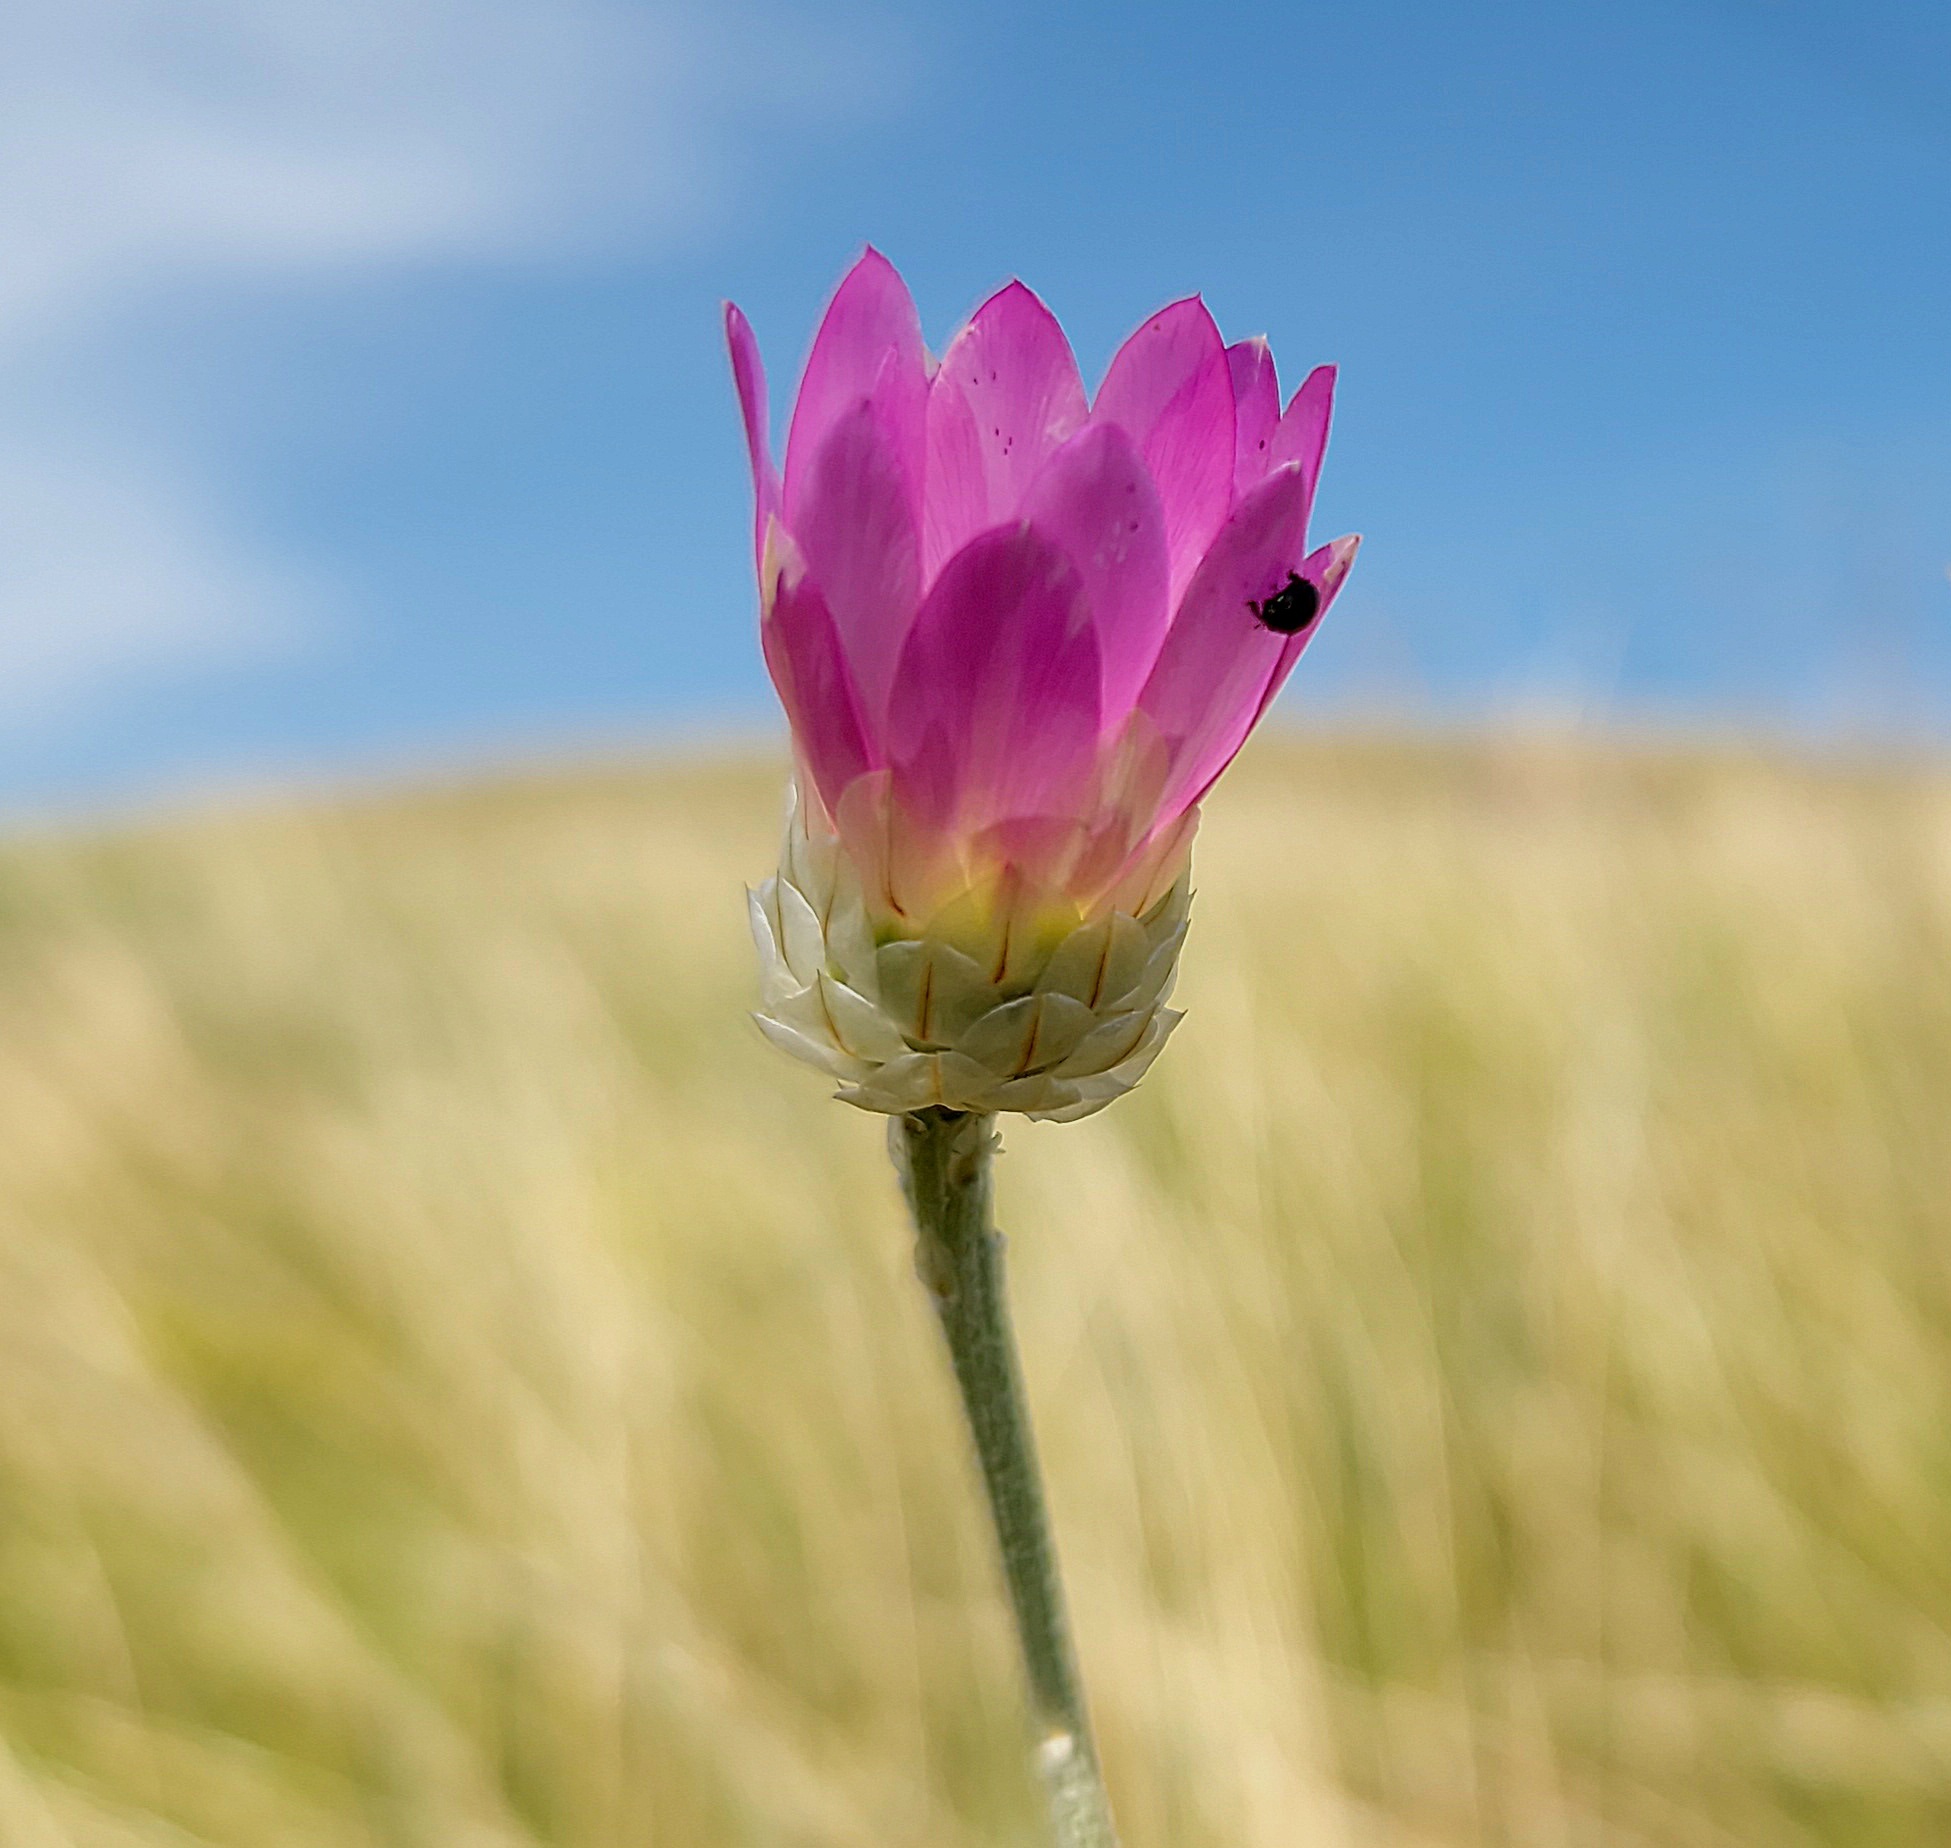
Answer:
xmin=896 ymin=1108 xmax=1120 ymax=1848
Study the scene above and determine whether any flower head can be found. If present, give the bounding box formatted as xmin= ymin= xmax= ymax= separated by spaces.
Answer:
xmin=733 ymin=251 xmax=1358 ymax=1118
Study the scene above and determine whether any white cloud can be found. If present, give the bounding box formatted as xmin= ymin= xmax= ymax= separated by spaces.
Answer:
xmin=0 ymin=0 xmax=893 ymax=733
xmin=0 ymin=433 xmax=318 ymax=721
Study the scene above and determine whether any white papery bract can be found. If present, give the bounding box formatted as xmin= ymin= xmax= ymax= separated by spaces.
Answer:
xmin=749 ymin=782 xmax=1188 ymax=1122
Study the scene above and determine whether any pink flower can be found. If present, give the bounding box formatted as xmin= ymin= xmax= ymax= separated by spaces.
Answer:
xmin=729 ymin=249 xmax=1358 ymax=944
xmin=733 ymin=245 xmax=1357 ymax=932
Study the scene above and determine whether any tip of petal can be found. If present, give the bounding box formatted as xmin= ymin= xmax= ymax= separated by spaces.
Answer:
xmin=1285 ymin=362 xmax=1337 ymax=414
xmin=844 ymin=248 xmax=919 ymax=310
xmin=963 ymin=275 xmax=1067 ymax=337
xmin=724 ymin=300 xmax=763 ymax=395
xmin=784 ymin=249 xmax=928 ymax=527
xmin=1297 ymin=534 xmax=1360 ymax=606
xmin=1134 ymin=294 xmax=1216 ymax=331
xmin=726 ymin=301 xmax=779 ymax=554
xmin=1094 ymin=295 xmax=1226 ymax=405
xmin=1321 ymin=534 xmax=1361 ymax=586
xmin=820 ymin=248 xmax=921 ymax=332
xmin=725 ymin=299 xmax=762 ymax=379
xmin=1043 ymin=416 xmax=1144 ymax=469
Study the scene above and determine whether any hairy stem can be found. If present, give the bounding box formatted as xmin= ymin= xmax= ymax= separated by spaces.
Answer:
xmin=896 ymin=1107 xmax=1120 ymax=1848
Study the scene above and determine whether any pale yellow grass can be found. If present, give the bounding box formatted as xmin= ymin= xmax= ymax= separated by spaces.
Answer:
xmin=1 ymin=733 xmax=1949 ymax=1847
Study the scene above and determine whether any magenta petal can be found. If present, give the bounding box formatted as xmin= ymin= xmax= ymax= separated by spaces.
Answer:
xmin=725 ymin=301 xmax=780 ymax=566
xmin=1268 ymin=363 xmax=1336 ymax=519
xmin=793 ymin=397 xmax=922 ymax=730
xmin=1094 ymin=297 xmax=1222 ymax=428
xmin=762 ymin=569 xmax=879 ymax=818
xmin=782 ymin=249 xmax=927 ymax=532
xmin=1092 ymin=298 xmax=1235 ymax=608
xmin=921 ymin=376 xmax=986 ymax=592
xmin=1135 ymin=461 xmax=1317 ymax=823
xmin=1247 ymin=534 xmax=1360 ymax=732
xmin=1019 ymin=423 xmax=1170 ymax=725
xmin=1226 ymin=337 xmax=1280 ymax=498
xmin=922 ymin=281 xmax=1088 ymax=584
xmin=886 ymin=525 xmax=1102 ymax=838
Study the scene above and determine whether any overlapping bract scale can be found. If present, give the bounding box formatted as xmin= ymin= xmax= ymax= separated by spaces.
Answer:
xmin=750 ymin=783 xmax=1187 ymax=1121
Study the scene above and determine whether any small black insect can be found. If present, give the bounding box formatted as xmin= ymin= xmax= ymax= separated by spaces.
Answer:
xmin=1247 ymin=571 xmax=1320 ymax=635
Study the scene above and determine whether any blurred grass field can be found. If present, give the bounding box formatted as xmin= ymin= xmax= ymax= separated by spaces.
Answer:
xmin=2 ymin=731 xmax=1950 ymax=1847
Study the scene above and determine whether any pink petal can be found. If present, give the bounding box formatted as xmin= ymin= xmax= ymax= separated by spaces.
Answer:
xmin=1268 ymin=363 xmax=1336 ymax=522
xmin=725 ymin=301 xmax=780 ymax=567
xmin=761 ymin=569 xmax=879 ymax=819
xmin=1226 ymin=337 xmax=1280 ymax=498
xmin=1019 ymin=422 xmax=1170 ymax=726
xmin=792 ymin=397 xmax=922 ymax=732
xmin=921 ymin=380 xmax=986 ymax=592
xmin=922 ymin=280 xmax=1088 ymax=584
xmin=1135 ymin=461 xmax=1319 ymax=824
xmin=782 ymin=249 xmax=927 ymax=534
xmin=1091 ymin=298 xmax=1235 ymax=608
xmin=1246 ymin=534 xmax=1360 ymax=733
xmin=885 ymin=524 xmax=1102 ymax=842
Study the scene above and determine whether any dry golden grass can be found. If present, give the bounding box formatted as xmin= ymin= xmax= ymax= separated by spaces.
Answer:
xmin=1 ymin=731 xmax=1950 ymax=1846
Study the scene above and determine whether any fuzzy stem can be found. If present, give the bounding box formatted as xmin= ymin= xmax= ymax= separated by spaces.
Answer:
xmin=896 ymin=1107 xmax=1120 ymax=1848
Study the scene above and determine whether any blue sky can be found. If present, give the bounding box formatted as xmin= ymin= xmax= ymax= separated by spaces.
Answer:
xmin=2 ymin=0 xmax=1947 ymax=809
